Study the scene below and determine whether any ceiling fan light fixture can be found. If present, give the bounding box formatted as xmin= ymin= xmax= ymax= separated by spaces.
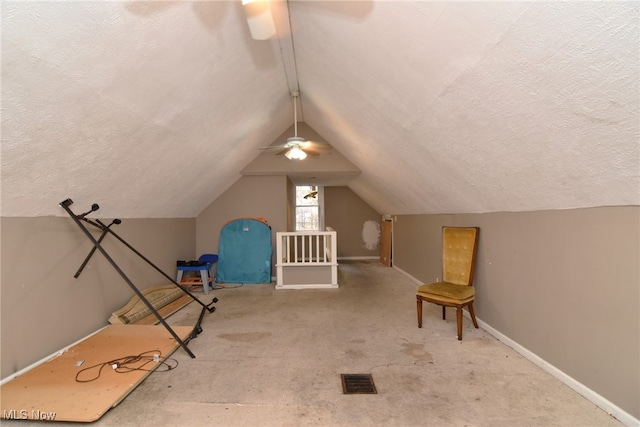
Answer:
xmin=285 ymin=146 xmax=307 ymax=160
xmin=242 ymin=0 xmax=276 ymax=40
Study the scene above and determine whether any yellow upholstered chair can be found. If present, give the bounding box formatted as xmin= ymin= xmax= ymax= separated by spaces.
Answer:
xmin=416 ymin=226 xmax=480 ymax=340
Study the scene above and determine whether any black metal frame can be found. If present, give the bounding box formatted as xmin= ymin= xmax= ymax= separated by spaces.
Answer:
xmin=59 ymin=198 xmax=217 ymax=358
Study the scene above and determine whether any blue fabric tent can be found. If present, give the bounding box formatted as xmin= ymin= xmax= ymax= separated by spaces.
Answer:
xmin=215 ymin=218 xmax=272 ymax=284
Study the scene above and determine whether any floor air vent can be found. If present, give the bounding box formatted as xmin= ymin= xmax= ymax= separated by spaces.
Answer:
xmin=341 ymin=373 xmax=377 ymax=394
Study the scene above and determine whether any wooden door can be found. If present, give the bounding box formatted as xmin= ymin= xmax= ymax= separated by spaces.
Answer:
xmin=380 ymin=220 xmax=392 ymax=267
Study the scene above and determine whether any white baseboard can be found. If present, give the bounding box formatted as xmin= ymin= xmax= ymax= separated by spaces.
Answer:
xmin=1 ymin=326 xmax=107 ymax=386
xmin=337 ymin=256 xmax=378 ymax=261
xmin=394 ymin=265 xmax=639 ymax=427
xmin=275 ymin=284 xmax=339 ymax=290
xmin=477 ymin=318 xmax=637 ymax=426
xmin=394 ymin=265 xmax=423 ymax=285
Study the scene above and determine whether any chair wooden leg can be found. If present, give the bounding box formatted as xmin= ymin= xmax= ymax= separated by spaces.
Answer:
xmin=442 ymin=306 xmax=446 ymax=320
xmin=416 ymin=297 xmax=423 ymax=328
xmin=468 ymin=302 xmax=479 ymax=329
xmin=456 ymin=307 xmax=463 ymax=340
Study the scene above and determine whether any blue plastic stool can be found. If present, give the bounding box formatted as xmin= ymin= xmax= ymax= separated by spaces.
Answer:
xmin=176 ymin=254 xmax=218 ymax=295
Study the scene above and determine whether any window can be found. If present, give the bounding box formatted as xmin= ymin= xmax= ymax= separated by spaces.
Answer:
xmin=295 ymin=185 xmax=323 ymax=231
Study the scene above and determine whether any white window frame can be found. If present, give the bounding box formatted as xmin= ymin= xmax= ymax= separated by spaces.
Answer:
xmin=295 ymin=185 xmax=324 ymax=231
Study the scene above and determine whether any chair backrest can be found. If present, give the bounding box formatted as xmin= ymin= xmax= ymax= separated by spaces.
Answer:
xmin=441 ymin=226 xmax=479 ymax=286
xmin=199 ymin=253 xmax=219 ymax=264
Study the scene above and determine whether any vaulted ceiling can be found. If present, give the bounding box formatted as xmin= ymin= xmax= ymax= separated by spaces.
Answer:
xmin=2 ymin=1 xmax=638 ymax=218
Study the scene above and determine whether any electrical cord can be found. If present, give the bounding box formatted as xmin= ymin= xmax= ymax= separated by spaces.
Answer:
xmin=75 ymin=350 xmax=178 ymax=383
xmin=212 ymin=283 xmax=244 ymax=290
xmin=183 ymin=283 xmax=243 ymax=293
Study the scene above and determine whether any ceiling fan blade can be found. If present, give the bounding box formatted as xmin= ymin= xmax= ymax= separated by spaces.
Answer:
xmin=302 ymin=141 xmax=332 ymax=156
xmin=259 ymin=144 xmax=289 ymax=152
xmin=257 ymin=92 xmax=333 ymax=159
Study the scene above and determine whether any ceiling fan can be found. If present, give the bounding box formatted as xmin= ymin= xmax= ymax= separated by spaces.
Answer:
xmin=260 ymin=91 xmax=331 ymax=160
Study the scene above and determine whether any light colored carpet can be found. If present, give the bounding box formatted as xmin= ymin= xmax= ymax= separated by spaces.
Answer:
xmin=3 ymin=261 xmax=621 ymax=426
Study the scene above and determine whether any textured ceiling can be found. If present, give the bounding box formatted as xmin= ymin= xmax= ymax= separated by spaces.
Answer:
xmin=1 ymin=1 xmax=638 ymax=218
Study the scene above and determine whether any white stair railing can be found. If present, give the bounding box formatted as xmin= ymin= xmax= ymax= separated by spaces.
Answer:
xmin=275 ymin=229 xmax=338 ymax=289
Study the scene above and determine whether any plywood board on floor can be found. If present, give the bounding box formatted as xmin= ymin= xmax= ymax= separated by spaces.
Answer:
xmin=0 ymin=324 xmax=194 ymax=422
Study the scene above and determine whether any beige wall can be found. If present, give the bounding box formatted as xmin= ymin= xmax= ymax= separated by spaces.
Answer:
xmin=196 ymin=175 xmax=289 ymax=275
xmin=393 ymin=206 xmax=640 ymax=419
xmin=2 ymin=198 xmax=636 ymax=419
xmin=1 ymin=216 xmax=195 ymax=379
xmin=325 ymin=186 xmax=381 ymax=258
xmin=196 ymin=180 xmax=382 ymax=271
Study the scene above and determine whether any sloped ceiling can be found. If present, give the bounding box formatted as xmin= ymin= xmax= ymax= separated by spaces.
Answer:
xmin=1 ymin=1 xmax=638 ymax=218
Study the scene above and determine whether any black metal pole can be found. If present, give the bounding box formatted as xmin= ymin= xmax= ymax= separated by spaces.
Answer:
xmin=73 ymin=219 xmax=119 ymax=278
xmin=92 ymin=219 xmax=215 ymax=312
xmin=60 ymin=200 xmax=196 ymax=358
xmin=185 ymin=304 xmax=210 ymax=344
xmin=74 ymin=214 xmax=214 ymax=311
